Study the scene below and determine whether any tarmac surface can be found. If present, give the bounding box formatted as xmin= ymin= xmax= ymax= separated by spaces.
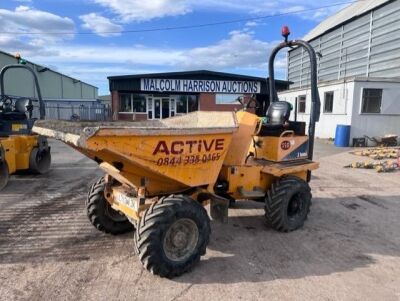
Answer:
xmin=0 ymin=139 xmax=399 ymax=301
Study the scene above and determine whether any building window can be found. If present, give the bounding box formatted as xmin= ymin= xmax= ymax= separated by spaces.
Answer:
xmin=170 ymin=99 xmax=175 ymax=117
xmin=132 ymin=94 xmax=146 ymax=112
xmin=147 ymin=97 xmax=153 ymax=119
xmin=215 ymin=94 xmax=242 ymax=105
xmin=119 ymin=93 xmax=146 ymax=113
xmin=119 ymin=94 xmax=131 ymax=112
xmin=188 ymin=95 xmax=198 ymax=112
xmin=176 ymin=95 xmax=187 ymax=113
xmin=324 ymin=91 xmax=334 ymax=113
xmin=298 ymin=95 xmax=306 ymax=113
xmin=361 ymin=89 xmax=382 ymax=113
xmin=175 ymin=95 xmax=198 ymax=113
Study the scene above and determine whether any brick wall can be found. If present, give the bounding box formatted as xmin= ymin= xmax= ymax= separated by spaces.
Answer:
xmin=199 ymin=93 xmax=242 ymax=111
xmin=111 ymin=90 xmax=119 ymax=120
xmin=117 ymin=113 xmax=148 ymax=121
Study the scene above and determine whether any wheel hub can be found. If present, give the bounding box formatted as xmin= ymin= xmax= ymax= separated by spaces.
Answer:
xmin=163 ymin=218 xmax=199 ymax=262
xmin=173 ymin=231 xmax=188 ymax=248
xmin=288 ymin=193 xmax=303 ymax=218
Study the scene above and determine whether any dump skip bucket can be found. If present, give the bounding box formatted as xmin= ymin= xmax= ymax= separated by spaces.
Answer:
xmin=33 ymin=111 xmax=238 ymax=195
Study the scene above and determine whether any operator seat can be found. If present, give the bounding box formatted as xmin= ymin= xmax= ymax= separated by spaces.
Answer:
xmin=258 ymin=101 xmax=299 ymax=137
xmin=265 ymin=101 xmax=292 ymax=127
xmin=0 ymin=98 xmax=32 ymax=121
xmin=15 ymin=98 xmax=33 ymax=114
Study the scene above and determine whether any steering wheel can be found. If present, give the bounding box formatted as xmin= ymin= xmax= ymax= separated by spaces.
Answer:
xmin=245 ymin=95 xmax=259 ymax=110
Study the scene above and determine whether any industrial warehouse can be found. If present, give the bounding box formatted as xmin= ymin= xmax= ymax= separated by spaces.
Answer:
xmin=1 ymin=0 xmax=400 ymax=300
xmin=0 ymin=50 xmax=107 ymax=121
xmin=279 ymin=0 xmax=400 ymax=146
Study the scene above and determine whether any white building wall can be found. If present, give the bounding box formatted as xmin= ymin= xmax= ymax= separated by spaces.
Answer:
xmin=351 ymin=81 xmax=400 ymax=141
xmin=278 ymin=82 xmax=354 ymax=139
xmin=279 ymin=79 xmax=400 ymax=143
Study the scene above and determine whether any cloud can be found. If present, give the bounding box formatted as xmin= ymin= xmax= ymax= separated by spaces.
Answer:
xmin=245 ymin=21 xmax=258 ymax=27
xmin=194 ymin=0 xmax=345 ymax=21
xmin=21 ymin=30 xmax=288 ymax=93
xmin=88 ymin=0 xmax=345 ymax=24
xmin=34 ymin=44 xmax=184 ymax=66
xmin=0 ymin=5 xmax=289 ymax=93
xmin=28 ymin=30 xmax=280 ymax=70
xmin=80 ymin=13 xmax=123 ymax=36
xmin=0 ymin=6 xmax=74 ymax=36
xmin=0 ymin=35 xmax=58 ymax=57
xmin=277 ymin=4 xmax=344 ymax=21
xmin=0 ymin=6 xmax=74 ymax=58
xmin=182 ymin=30 xmax=275 ymax=69
xmin=92 ymin=0 xmax=190 ymax=22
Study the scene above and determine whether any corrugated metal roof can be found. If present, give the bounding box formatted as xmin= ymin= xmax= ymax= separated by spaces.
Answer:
xmin=303 ymin=0 xmax=392 ymax=41
xmin=0 ymin=49 xmax=98 ymax=89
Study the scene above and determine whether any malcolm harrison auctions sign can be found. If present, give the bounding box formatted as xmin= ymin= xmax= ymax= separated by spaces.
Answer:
xmin=141 ymin=78 xmax=261 ymax=94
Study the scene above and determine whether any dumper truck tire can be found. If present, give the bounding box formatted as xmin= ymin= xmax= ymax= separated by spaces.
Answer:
xmin=0 ymin=160 xmax=9 ymax=191
xmin=135 ymin=195 xmax=211 ymax=278
xmin=86 ymin=177 xmax=134 ymax=235
xmin=264 ymin=176 xmax=311 ymax=232
xmin=29 ymin=147 xmax=51 ymax=174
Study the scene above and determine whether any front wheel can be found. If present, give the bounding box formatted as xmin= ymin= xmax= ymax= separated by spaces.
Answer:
xmin=265 ymin=176 xmax=312 ymax=232
xmin=0 ymin=160 xmax=9 ymax=191
xmin=86 ymin=177 xmax=134 ymax=235
xmin=135 ymin=195 xmax=211 ymax=278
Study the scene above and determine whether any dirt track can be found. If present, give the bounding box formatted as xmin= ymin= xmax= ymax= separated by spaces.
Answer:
xmin=0 ymin=140 xmax=399 ymax=300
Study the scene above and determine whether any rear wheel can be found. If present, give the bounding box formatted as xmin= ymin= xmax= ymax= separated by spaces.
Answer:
xmin=0 ymin=160 xmax=9 ymax=191
xmin=265 ymin=176 xmax=312 ymax=232
xmin=86 ymin=177 xmax=134 ymax=235
xmin=135 ymin=195 xmax=210 ymax=278
xmin=29 ymin=147 xmax=51 ymax=174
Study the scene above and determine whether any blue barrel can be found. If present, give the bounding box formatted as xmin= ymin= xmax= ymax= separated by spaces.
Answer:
xmin=335 ymin=125 xmax=351 ymax=147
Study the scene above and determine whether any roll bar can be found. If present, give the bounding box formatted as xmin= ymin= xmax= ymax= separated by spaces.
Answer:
xmin=268 ymin=27 xmax=321 ymax=161
xmin=0 ymin=64 xmax=45 ymax=119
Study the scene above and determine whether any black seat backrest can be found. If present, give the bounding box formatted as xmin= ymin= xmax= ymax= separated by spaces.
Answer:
xmin=266 ymin=101 xmax=292 ymax=125
xmin=14 ymin=98 xmax=33 ymax=114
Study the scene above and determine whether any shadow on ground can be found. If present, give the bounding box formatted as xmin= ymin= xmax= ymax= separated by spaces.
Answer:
xmin=1 ymin=188 xmax=399 ymax=285
xmin=176 ymin=196 xmax=400 ymax=284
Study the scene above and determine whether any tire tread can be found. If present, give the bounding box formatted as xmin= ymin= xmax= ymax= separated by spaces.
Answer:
xmin=135 ymin=195 xmax=210 ymax=278
xmin=265 ymin=176 xmax=312 ymax=232
xmin=86 ymin=177 xmax=134 ymax=235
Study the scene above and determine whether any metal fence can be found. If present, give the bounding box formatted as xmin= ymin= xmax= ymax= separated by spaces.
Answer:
xmin=44 ymin=103 xmax=112 ymax=121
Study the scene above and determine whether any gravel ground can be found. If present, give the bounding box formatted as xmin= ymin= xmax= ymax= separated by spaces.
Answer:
xmin=0 ymin=139 xmax=399 ymax=301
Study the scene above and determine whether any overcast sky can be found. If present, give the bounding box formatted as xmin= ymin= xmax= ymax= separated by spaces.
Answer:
xmin=0 ymin=0 xmax=347 ymax=95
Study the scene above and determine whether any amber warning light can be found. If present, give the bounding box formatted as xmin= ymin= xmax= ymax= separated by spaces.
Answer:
xmin=282 ymin=25 xmax=290 ymax=41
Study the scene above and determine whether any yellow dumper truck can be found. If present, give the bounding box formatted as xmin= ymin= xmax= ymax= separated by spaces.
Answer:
xmin=33 ymin=28 xmax=321 ymax=278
